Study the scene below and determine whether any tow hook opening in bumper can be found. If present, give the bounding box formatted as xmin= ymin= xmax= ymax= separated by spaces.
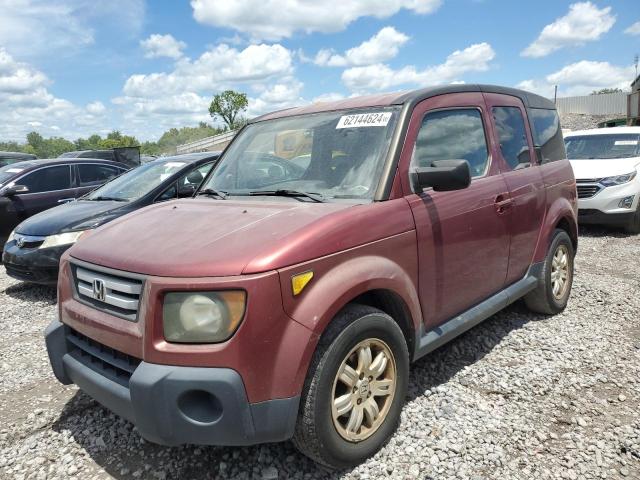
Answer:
xmin=45 ymin=318 xmax=300 ymax=446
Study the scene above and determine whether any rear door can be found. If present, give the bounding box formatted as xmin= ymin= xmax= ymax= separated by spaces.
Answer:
xmin=75 ymin=163 xmax=125 ymax=197
xmin=10 ymin=164 xmax=75 ymax=222
xmin=398 ymin=92 xmax=512 ymax=328
xmin=483 ymin=93 xmax=546 ymax=284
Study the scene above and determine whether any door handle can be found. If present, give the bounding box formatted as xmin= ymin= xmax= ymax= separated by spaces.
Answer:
xmin=57 ymin=198 xmax=75 ymax=204
xmin=494 ymin=194 xmax=513 ymax=214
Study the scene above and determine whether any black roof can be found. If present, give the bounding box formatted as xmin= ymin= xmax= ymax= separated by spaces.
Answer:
xmin=254 ymin=83 xmax=556 ymax=123
xmin=0 ymin=151 xmax=37 ymax=160
xmin=393 ymin=84 xmax=556 ymax=110
xmin=1 ymin=157 xmax=127 ymax=171
xmin=153 ymin=151 xmax=222 ymax=163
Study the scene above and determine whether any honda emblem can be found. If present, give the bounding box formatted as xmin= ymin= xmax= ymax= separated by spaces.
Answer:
xmin=92 ymin=278 xmax=106 ymax=301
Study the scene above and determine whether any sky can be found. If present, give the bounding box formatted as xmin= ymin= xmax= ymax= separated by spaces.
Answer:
xmin=0 ymin=0 xmax=638 ymax=142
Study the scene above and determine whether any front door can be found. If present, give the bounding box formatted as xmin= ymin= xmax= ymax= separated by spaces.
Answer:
xmin=398 ymin=93 xmax=512 ymax=329
xmin=10 ymin=165 xmax=76 ymax=227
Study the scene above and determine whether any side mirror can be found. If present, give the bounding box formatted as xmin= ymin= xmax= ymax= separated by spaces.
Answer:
xmin=411 ymin=159 xmax=471 ymax=193
xmin=3 ymin=184 xmax=29 ymax=196
xmin=177 ymin=183 xmax=197 ymax=198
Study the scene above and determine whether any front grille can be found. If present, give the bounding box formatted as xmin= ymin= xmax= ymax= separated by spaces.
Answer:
xmin=14 ymin=234 xmax=45 ymax=249
xmin=66 ymin=327 xmax=141 ymax=387
xmin=577 ymin=184 xmax=602 ymax=199
xmin=576 ymin=178 xmax=602 ymax=184
xmin=71 ymin=262 xmax=144 ymax=321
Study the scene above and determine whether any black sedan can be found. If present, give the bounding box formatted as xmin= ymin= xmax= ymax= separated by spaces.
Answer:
xmin=3 ymin=151 xmax=220 ymax=284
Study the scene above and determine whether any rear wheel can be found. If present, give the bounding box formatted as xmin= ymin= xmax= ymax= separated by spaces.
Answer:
xmin=524 ymin=229 xmax=574 ymax=315
xmin=293 ymin=305 xmax=409 ymax=469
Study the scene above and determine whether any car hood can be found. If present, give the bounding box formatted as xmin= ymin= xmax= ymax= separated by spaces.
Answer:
xmin=569 ymin=157 xmax=640 ymax=180
xmin=69 ymin=198 xmax=414 ymax=277
xmin=16 ymin=200 xmax=129 ymax=236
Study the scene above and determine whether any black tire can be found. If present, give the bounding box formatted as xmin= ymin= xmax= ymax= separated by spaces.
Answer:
xmin=292 ymin=304 xmax=409 ymax=469
xmin=524 ymin=229 xmax=574 ymax=315
xmin=625 ymin=207 xmax=640 ymax=235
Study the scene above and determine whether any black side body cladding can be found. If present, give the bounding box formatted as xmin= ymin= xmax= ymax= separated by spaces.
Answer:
xmin=413 ymin=262 xmax=544 ymax=360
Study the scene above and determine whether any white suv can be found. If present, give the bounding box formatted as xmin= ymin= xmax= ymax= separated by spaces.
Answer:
xmin=565 ymin=127 xmax=640 ymax=234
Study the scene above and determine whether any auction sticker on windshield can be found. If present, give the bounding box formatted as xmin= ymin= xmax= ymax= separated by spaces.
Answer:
xmin=336 ymin=112 xmax=392 ymax=129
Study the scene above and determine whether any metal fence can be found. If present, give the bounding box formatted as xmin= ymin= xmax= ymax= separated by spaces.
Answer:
xmin=176 ymin=130 xmax=237 ymax=154
xmin=555 ymin=92 xmax=627 ymax=116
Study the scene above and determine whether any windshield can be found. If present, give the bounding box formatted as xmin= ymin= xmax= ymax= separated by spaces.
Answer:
xmin=84 ymin=160 xmax=188 ymax=201
xmin=565 ymin=134 xmax=640 ymax=160
xmin=202 ymin=108 xmax=400 ymax=200
xmin=0 ymin=163 xmax=29 ymax=187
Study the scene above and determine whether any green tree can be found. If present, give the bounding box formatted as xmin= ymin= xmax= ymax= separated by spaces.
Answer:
xmin=590 ymin=88 xmax=625 ymax=95
xmin=208 ymin=90 xmax=248 ymax=130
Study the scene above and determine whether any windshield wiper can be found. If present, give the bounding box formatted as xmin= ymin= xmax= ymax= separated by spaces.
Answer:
xmin=86 ymin=196 xmax=128 ymax=202
xmin=248 ymin=189 xmax=325 ymax=203
xmin=196 ymin=188 xmax=228 ymax=199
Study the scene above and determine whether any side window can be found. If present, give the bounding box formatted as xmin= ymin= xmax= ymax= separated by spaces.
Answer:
xmin=156 ymin=184 xmax=177 ymax=202
xmin=529 ymin=108 xmax=566 ymax=163
xmin=174 ymin=163 xmax=214 ymax=198
xmin=413 ymin=109 xmax=489 ymax=178
xmin=492 ymin=107 xmax=532 ymax=170
xmin=19 ymin=165 xmax=72 ymax=193
xmin=78 ymin=164 xmax=122 ymax=187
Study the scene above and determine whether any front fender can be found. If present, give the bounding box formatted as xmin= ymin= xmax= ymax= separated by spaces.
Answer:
xmin=278 ymin=231 xmax=422 ymax=336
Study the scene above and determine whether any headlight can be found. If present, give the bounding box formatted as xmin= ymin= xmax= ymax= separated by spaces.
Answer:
xmin=7 ymin=229 xmax=16 ymax=243
xmin=163 ymin=291 xmax=246 ymax=343
xmin=600 ymin=171 xmax=637 ymax=187
xmin=40 ymin=230 xmax=87 ymax=248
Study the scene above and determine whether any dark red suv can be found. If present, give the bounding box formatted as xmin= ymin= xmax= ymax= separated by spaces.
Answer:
xmin=45 ymin=85 xmax=577 ymax=468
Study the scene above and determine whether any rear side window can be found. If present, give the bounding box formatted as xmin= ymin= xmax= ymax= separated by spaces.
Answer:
xmin=529 ymin=108 xmax=566 ymax=163
xmin=492 ymin=107 xmax=531 ymax=170
xmin=19 ymin=165 xmax=72 ymax=193
xmin=413 ymin=109 xmax=489 ymax=178
xmin=78 ymin=164 xmax=122 ymax=187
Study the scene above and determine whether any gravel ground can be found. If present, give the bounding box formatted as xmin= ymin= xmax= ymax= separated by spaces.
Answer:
xmin=0 ymin=226 xmax=638 ymax=480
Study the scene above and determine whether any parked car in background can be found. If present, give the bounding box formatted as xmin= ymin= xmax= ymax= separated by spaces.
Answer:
xmin=0 ymin=158 xmax=129 ymax=246
xmin=59 ymin=146 xmax=141 ymax=169
xmin=45 ymin=85 xmax=577 ymax=468
xmin=3 ymin=152 xmax=219 ymax=284
xmin=0 ymin=151 xmax=37 ymax=167
xmin=565 ymin=127 xmax=640 ymax=233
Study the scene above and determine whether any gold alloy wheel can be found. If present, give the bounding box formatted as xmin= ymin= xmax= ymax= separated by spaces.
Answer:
xmin=551 ymin=244 xmax=570 ymax=300
xmin=331 ymin=338 xmax=397 ymax=442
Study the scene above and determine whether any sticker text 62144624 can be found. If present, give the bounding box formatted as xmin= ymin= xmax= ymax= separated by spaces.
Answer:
xmin=336 ymin=112 xmax=393 ymax=129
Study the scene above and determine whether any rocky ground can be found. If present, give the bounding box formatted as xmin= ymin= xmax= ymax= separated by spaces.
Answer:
xmin=0 ymin=225 xmax=638 ymax=480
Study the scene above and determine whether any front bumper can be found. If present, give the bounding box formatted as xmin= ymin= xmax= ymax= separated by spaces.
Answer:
xmin=578 ymin=209 xmax=635 ymax=227
xmin=45 ymin=318 xmax=300 ymax=446
xmin=2 ymin=241 xmax=70 ymax=284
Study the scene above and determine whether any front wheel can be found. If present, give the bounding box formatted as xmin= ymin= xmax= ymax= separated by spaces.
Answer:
xmin=293 ymin=305 xmax=409 ymax=469
xmin=625 ymin=207 xmax=640 ymax=234
xmin=524 ymin=229 xmax=574 ymax=315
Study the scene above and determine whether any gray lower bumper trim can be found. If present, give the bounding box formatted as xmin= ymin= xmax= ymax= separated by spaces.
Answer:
xmin=45 ymin=319 xmax=300 ymax=446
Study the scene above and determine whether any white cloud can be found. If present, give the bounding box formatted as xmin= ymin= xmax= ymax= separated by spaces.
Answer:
xmin=517 ymin=60 xmax=634 ymax=97
xmin=314 ymin=27 xmax=409 ymax=67
xmin=190 ymin=0 xmax=441 ymax=40
xmin=141 ymin=34 xmax=187 ymax=59
xmin=0 ymin=0 xmax=144 ymax=58
xmin=342 ymin=42 xmax=495 ymax=92
xmin=114 ymin=42 xmax=301 ymax=137
xmin=123 ymin=43 xmax=293 ymax=99
xmin=86 ymin=101 xmax=106 ymax=115
xmin=312 ymin=92 xmax=347 ymax=103
xmin=624 ymin=21 xmax=640 ymax=36
xmin=521 ymin=2 xmax=615 ymax=58
xmin=0 ymin=47 xmax=108 ymax=141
